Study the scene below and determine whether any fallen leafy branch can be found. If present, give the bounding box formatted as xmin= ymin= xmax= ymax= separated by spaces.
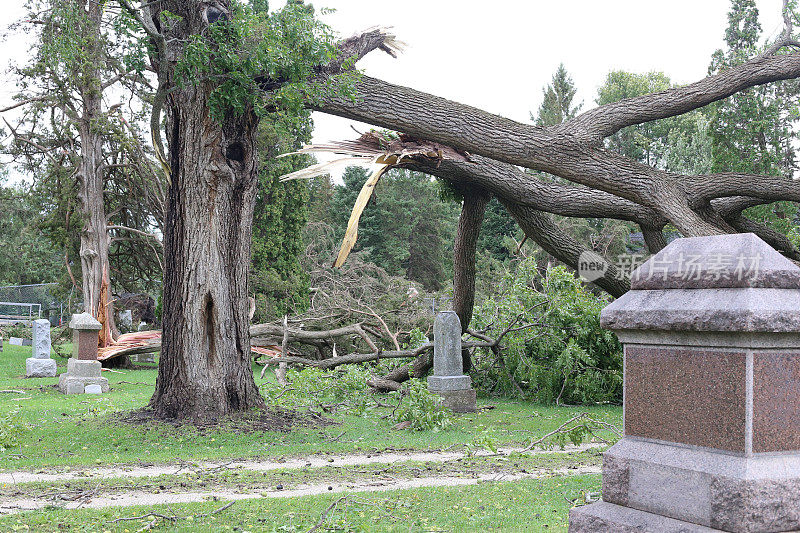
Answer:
xmin=523 ymin=413 xmax=622 ymax=452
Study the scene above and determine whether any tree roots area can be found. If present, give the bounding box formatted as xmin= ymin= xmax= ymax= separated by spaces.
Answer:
xmin=0 ymin=344 xmax=620 ymax=532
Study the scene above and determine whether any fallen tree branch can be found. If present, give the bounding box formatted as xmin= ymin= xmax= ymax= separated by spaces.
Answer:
xmin=307 ymin=496 xmax=348 ymax=533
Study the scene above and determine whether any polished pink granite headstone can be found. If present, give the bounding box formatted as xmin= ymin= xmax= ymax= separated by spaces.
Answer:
xmin=569 ymin=233 xmax=800 ymax=533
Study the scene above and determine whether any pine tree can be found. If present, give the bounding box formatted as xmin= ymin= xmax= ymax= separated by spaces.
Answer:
xmin=534 ymin=64 xmax=582 ymax=127
xmin=708 ymin=0 xmax=799 ymax=238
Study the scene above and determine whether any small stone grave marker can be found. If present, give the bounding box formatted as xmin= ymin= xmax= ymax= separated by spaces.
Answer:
xmin=427 ymin=311 xmax=477 ymax=413
xmin=26 ymin=319 xmax=56 ymax=378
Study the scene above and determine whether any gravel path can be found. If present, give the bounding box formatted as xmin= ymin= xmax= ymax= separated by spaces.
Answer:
xmin=0 ymin=465 xmax=601 ymax=515
xmin=0 ymin=443 xmax=603 ymax=485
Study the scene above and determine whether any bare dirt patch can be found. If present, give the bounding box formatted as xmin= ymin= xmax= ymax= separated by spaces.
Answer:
xmin=119 ymin=406 xmax=336 ymax=434
xmin=0 ymin=444 xmax=603 ymax=485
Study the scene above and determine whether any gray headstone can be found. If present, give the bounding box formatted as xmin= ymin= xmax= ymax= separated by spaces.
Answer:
xmin=9 ymin=337 xmax=23 ymax=346
xmin=432 ymin=311 xmax=463 ymax=377
xmin=26 ymin=357 xmax=57 ymax=378
xmin=32 ymin=319 xmax=51 ymax=359
xmin=602 ymin=233 xmax=800 ymax=333
xmin=630 ymin=232 xmax=800 ymax=290
xmin=69 ymin=313 xmax=102 ymax=331
xmin=66 ymin=358 xmax=102 ymax=378
xmin=428 ymin=311 xmax=474 ymax=395
xmin=84 ymin=384 xmax=103 ymax=394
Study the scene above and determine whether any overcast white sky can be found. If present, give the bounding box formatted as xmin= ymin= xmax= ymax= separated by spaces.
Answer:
xmin=0 ymin=0 xmax=787 ymax=181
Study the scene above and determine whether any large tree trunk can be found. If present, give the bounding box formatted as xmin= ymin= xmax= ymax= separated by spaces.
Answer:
xmin=75 ymin=1 xmax=117 ymax=347
xmin=148 ymin=2 xmax=265 ymax=420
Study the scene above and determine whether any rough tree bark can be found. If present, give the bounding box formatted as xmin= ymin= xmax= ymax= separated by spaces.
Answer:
xmin=139 ymin=1 xmax=265 ymax=419
xmin=72 ymin=1 xmax=119 ymax=352
xmin=275 ymin=18 xmax=800 ymax=389
xmin=300 ymin=25 xmax=800 ymax=322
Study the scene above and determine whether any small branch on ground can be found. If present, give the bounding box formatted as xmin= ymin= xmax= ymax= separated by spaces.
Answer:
xmin=307 ymin=496 xmax=349 ymax=533
xmin=523 ymin=413 xmax=622 ymax=452
xmin=110 ymin=501 xmax=235 ymax=530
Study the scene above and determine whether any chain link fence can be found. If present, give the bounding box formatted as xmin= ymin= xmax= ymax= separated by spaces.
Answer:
xmin=0 ymin=283 xmax=70 ymax=326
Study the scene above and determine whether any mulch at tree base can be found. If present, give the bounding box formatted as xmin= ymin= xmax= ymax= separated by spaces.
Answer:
xmin=118 ymin=407 xmax=338 ymax=434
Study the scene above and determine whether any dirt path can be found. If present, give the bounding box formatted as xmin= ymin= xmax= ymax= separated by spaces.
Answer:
xmin=0 ymin=465 xmax=601 ymax=515
xmin=0 ymin=443 xmax=603 ymax=485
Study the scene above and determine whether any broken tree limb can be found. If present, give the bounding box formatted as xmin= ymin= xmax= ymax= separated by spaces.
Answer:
xmin=334 ymin=163 xmax=391 ymax=267
xmin=261 ymin=343 xmax=434 ymax=370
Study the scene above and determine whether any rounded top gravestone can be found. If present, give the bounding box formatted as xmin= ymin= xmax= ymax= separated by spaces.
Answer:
xmin=432 ymin=311 xmax=463 ymax=377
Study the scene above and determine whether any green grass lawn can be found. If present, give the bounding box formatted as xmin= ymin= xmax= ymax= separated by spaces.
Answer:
xmin=0 ymin=474 xmax=600 ymax=532
xmin=0 ymin=344 xmax=621 ymax=471
xmin=0 ymin=342 xmax=617 ymax=532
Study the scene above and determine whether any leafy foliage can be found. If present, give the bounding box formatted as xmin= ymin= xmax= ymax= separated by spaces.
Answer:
xmin=0 ymin=177 xmax=63 ymax=286
xmin=471 ymin=259 xmax=622 ymax=405
xmin=261 ymin=367 xmax=451 ymax=430
xmin=174 ymin=1 xmax=349 ymax=122
xmin=390 ymin=380 xmax=452 ymax=431
xmin=597 ymin=70 xmax=712 ymax=172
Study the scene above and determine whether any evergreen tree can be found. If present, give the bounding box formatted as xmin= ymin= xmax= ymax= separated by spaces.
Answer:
xmin=0 ymin=176 xmax=63 ymax=286
xmin=534 ymin=63 xmax=582 ymax=127
xmin=477 ymin=198 xmax=518 ymax=262
xmin=250 ymin=116 xmax=313 ymax=320
xmin=330 ymin=167 xmax=459 ymax=291
xmin=708 ymin=0 xmax=799 ymax=239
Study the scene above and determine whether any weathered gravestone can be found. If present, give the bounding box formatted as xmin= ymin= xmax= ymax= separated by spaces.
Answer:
xmin=25 ymin=319 xmax=57 ymax=377
xmin=130 ymin=352 xmax=155 ymax=364
xmin=58 ymin=313 xmax=109 ymax=394
xmin=569 ymin=233 xmax=800 ymax=532
xmin=428 ymin=311 xmax=477 ymax=413
xmin=9 ymin=337 xmax=24 ymax=346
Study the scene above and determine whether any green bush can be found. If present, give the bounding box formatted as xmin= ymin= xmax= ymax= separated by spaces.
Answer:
xmin=0 ymin=323 xmax=32 ymax=340
xmin=471 ymin=258 xmax=622 ymax=405
xmin=390 ymin=379 xmax=452 ymax=431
